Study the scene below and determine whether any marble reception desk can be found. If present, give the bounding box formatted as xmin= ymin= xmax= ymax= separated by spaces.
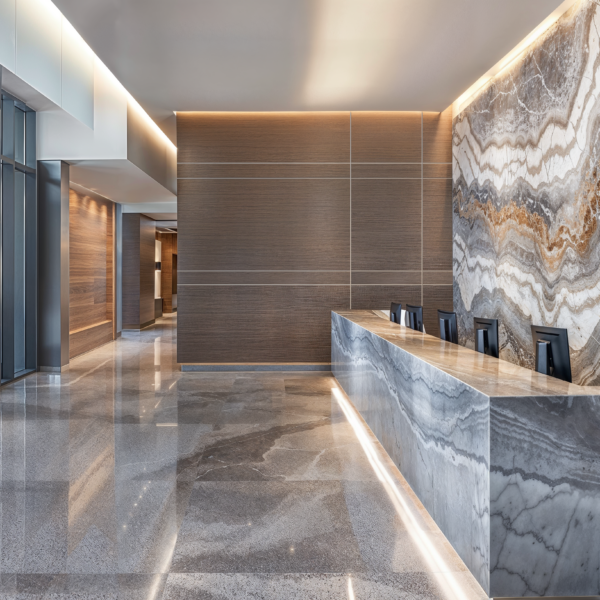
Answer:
xmin=332 ymin=310 xmax=600 ymax=598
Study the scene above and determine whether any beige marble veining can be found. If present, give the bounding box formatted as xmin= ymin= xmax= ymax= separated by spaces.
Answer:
xmin=453 ymin=0 xmax=600 ymax=386
xmin=335 ymin=310 xmax=600 ymax=398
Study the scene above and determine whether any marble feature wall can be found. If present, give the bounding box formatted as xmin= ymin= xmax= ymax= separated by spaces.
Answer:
xmin=453 ymin=0 xmax=600 ymax=385
xmin=332 ymin=313 xmax=491 ymax=591
xmin=490 ymin=396 xmax=600 ymax=597
xmin=332 ymin=311 xmax=600 ymax=597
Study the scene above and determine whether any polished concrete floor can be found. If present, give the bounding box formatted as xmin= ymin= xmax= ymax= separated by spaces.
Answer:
xmin=0 ymin=315 xmax=487 ymax=599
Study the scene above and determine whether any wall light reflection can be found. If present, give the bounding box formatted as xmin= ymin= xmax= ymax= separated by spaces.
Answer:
xmin=453 ymin=0 xmax=579 ymax=115
xmin=303 ymin=0 xmax=404 ymax=107
xmin=332 ymin=384 xmax=480 ymax=600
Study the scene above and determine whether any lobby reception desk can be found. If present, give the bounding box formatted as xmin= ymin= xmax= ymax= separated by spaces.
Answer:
xmin=332 ymin=310 xmax=600 ymax=598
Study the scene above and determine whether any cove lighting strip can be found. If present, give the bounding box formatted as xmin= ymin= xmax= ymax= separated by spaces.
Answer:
xmin=453 ymin=0 xmax=581 ymax=116
xmin=331 ymin=383 xmax=483 ymax=600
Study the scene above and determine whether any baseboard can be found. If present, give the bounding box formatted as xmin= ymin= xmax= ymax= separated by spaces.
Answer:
xmin=39 ymin=365 xmax=68 ymax=373
xmin=181 ymin=363 xmax=332 ymax=372
xmin=123 ymin=319 xmax=156 ymax=331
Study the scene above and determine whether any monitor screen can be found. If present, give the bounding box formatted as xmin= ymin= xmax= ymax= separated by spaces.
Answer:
xmin=438 ymin=310 xmax=457 ymax=343
xmin=530 ymin=325 xmax=572 ymax=383
xmin=390 ymin=302 xmax=402 ymax=324
xmin=474 ymin=317 xmax=499 ymax=359
xmin=404 ymin=304 xmax=424 ymax=332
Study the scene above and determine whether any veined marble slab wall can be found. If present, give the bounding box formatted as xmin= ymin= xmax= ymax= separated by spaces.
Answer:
xmin=453 ymin=0 xmax=600 ymax=385
xmin=333 ymin=311 xmax=600 ymax=597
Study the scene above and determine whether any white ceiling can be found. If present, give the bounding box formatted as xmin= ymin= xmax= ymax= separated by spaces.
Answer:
xmin=52 ymin=0 xmax=565 ymax=143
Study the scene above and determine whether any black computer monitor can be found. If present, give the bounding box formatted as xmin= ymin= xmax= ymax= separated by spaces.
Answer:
xmin=390 ymin=302 xmax=402 ymax=324
xmin=530 ymin=325 xmax=572 ymax=383
xmin=404 ymin=304 xmax=424 ymax=332
xmin=474 ymin=317 xmax=499 ymax=358
xmin=438 ymin=310 xmax=458 ymax=343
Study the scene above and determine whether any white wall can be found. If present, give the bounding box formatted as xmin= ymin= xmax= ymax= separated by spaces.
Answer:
xmin=0 ymin=0 xmax=94 ymax=126
xmin=0 ymin=0 xmax=177 ymax=204
xmin=37 ymin=60 xmax=127 ymax=160
xmin=0 ymin=0 xmax=16 ymax=72
xmin=61 ymin=19 xmax=94 ymax=127
xmin=16 ymin=0 xmax=62 ymax=105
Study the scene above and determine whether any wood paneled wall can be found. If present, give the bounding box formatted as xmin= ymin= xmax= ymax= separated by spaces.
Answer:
xmin=123 ymin=214 xmax=156 ymax=329
xmin=159 ymin=232 xmax=177 ymax=313
xmin=177 ymin=110 xmax=453 ymax=364
xmin=69 ymin=189 xmax=116 ymax=358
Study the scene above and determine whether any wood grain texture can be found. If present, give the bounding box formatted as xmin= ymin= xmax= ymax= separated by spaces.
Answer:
xmin=351 ymin=112 xmax=421 ymax=163
xmin=423 ymin=179 xmax=453 ymax=271
xmin=140 ymin=215 xmax=156 ymax=327
xmin=423 ymin=107 xmax=453 ymax=163
xmin=178 ymin=179 xmax=350 ymax=271
xmin=351 ymin=271 xmax=422 ymax=285
xmin=69 ymin=189 xmax=115 ymax=355
xmin=123 ymin=214 xmax=155 ymax=328
xmin=176 ymin=111 xmax=453 ymax=363
xmin=179 ymin=271 xmax=350 ymax=285
xmin=423 ymin=285 xmax=454 ymax=338
xmin=423 ymin=163 xmax=452 ymax=178
xmin=160 ymin=233 xmax=177 ymax=313
xmin=69 ymin=320 xmax=113 ymax=359
xmin=351 ymin=285 xmax=422 ymax=311
xmin=177 ymin=112 xmax=350 ymax=163
xmin=123 ymin=214 xmax=141 ymax=327
xmin=352 ymin=179 xmax=421 ymax=270
xmin=107 ymin=203 xmax=116 ymax=338
xmin=178 ymin=164 xmax=350 ymax=179
xmin=177 ymin=285 xmax=350 ymax=363
xmin=423 ymin=271 xmax=453 ymax=285
xmin=352 ymin=164 xmax=422 ymax=178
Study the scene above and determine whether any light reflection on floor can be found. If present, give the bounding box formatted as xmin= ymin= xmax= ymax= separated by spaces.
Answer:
xmin=0 ymin=314 xmax=488 ymax=599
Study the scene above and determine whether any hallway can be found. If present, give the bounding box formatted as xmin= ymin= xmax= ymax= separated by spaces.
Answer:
xmin=0 ymin=316 xmax=486 ymax=600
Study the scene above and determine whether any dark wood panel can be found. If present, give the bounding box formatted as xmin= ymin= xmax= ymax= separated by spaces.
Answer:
xmin=351 ymin=179 xmax=421 ymax=271
xmin=352 ymin=164 xmax=421 ymax=178
xmin=177 ymin=285 xmax=350 ymax=363
xmin=140 ymin=215 xmax=156 ymax=327
xmin=177 ymin=112 xmax=350 ymax=163
xmin=178 ymin=179 xmax=350 ymax=271
xmin=122 ymin=214 xmax=141 ymax=327
xmin=423 ymin=285 xmax=454 ymax=338
xmin=423 ymin=163 xmax=452 ymax=178
xmin=351 ymin=112 xmax=421 ymax=163
xmin=160 ymin=233 xmax=176 ymax=313
xmin=69 ymin=320 xmax=113 ymax=359
xmin=352 ymin=271 xmax=421 ymax=285
xmin=179 ymin=271 xmax=350 ymax=285
xmin=178 ymin=163 xmax=350 ymax=179
xmin=423 ymin=271 xmax=453 ymax=285
xmin=423 ymin=179 xmax=453 ymax=271
xmin=351 ymin=285 xmax=421 ymax=311
xmin=423 ymin=107 xmax=453 ymax=163
xmin=107 ymin=203 xmax=115 ymax=338
xmin=69 ymin=190 xmax=114 ymax=340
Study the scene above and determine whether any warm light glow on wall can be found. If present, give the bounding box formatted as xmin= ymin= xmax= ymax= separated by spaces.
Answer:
xmin=453 ymin=0 xmax=580 ymax=115
xmin=303 ymin=0 xmax=404 ymax=107
xmin=95 ymin=59 xmax=176 ymax=152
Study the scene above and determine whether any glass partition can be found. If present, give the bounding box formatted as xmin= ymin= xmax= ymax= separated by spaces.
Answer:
xmin=0 ymin=91 xmax=37 ymax=382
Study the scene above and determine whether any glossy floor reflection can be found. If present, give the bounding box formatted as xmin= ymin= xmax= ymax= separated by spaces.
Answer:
xmin=0 ymin=315 xmax=487 ymax=600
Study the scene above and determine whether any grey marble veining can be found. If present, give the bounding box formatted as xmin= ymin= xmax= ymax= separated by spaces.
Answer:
xmin=453 ymin=0 xmax=600 ymax=386
xmin=0 ymin=314 xmax=487 ymax=600
xmin=333 ymin=310 xmax=600 ymax=597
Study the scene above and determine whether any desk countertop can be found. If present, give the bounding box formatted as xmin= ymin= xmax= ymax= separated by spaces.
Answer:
xmin=333 ymin=310 xmax=600 ymax=398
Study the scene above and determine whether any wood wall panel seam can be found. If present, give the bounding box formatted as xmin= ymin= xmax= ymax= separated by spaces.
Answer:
xmin=177 ymin=110 xmax=453 ymax=358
